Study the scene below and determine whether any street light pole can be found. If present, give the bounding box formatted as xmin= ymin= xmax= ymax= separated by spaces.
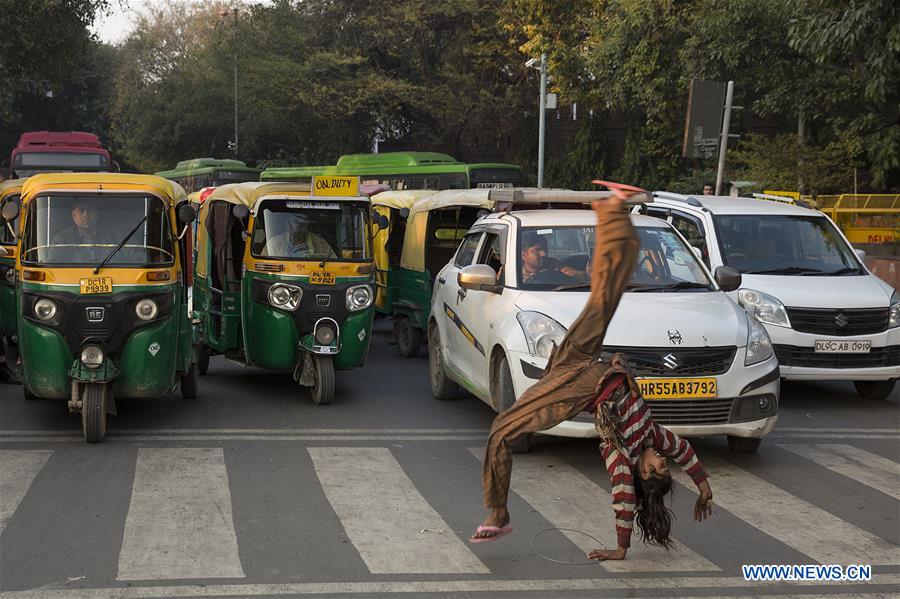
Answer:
xmin=220 ymin=7 xmax=239 ymax=157
xmin=714 ymin=80 xmax=734 ymax=196
xmin=537 ymin=52 xmax=547 ymax=188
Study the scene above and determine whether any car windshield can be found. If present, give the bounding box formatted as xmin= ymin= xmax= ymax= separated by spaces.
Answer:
xmin=251 ymin=199 xmax=369 ymax=261
xmin=21 ymin=194 xmax=174 ymax=266
xmin=715 ymin=215 xmax=863 ymax=275
xmin=516 ymin=225 xmax=712 ymax=292
xmin=13 ymin=152 xmax=108 ymax=178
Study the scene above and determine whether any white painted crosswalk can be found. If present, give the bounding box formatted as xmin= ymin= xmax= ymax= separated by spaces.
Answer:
xmin=0 ymin=441 xmax=898 ymax=591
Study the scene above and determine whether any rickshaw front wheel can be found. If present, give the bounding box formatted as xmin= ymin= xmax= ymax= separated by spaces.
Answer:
xmin=180 ymin=362 xmax=198 ymax=399
xmin=81 ymin=383 xmax=109 ymax=443
xmin=310 ymin=355 xmax=335 ymax=405
xmin=197 ymin=345 xmax=210 ymax=375
xmin=395 ymin=317 xmax=422 ymax=358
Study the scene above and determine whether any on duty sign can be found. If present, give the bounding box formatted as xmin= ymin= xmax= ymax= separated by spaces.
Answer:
xmin=312 ymin=176 xmax=359 ymax=196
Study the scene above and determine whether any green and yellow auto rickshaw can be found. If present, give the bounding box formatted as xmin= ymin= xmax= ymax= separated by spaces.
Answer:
xmin=1 ymin=173 xmax=198 ymax=442
xmin=192 ymin=177 xmax=384 ymax=404
xmin=0 ymin=180 xmax=24 ymax=379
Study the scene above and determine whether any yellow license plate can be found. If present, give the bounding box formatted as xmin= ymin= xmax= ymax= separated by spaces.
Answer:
xmin=79 ymin=277 xmax=112 ymax=295
xmin=309 ymin=272 xmax=335 ymax=285
xmin=638 ymin=378 xmax=717 ymax=399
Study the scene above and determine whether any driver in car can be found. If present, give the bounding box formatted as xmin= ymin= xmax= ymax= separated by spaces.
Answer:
xmin=520 ymin=232 xmax=587 ymax=284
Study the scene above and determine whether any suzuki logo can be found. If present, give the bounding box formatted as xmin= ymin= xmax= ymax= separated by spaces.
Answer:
xmin=86 ymin=307 xmax=105 ymax=322
xmin=834 ymin=313 xmax=849 ymax=328
xmin=663 ymin=353 xmax=679 ymax=370
xmin=316 ymin=294 xmax=330 ymax=307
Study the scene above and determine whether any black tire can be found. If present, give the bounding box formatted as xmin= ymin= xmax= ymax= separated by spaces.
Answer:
xmin=197 ymin=345 xmax=210 ymax=375
xmin=310 ymin=355 xmax=335 ymax=405
xmin=496 ymin=355 xmax=532 ymax=453
xmin=727 ymin=435 xmax=761 ymax=453
xmin=180 ymin=362 xmax=198 ymax=399
xmin=854 ymin=380 xmax=895 ymax=400
xmin=23 ymin=384 xmax=38 ymax=400
xmin=81 ymin=383 xmax=108 ymax=443
xmin=395 ymin=317 xmax=422 ymax=358
xmin=428 ymin=321 xmax=459 ymax=400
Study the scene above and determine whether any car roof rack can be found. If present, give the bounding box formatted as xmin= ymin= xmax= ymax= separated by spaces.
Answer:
xmin=652 ymin=191 xmax=703 ymax=207
xmin=489 ymin=188 xmax=651 ymax=213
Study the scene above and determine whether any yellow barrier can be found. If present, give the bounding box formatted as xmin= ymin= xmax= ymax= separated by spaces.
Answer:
xmin=806 ymin=194 xmax=899 ymax=245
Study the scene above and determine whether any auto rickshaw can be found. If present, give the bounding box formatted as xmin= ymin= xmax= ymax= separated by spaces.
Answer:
xmin=0 ymin=180 xmax=24 ymax=379
xmin=0 ymin=173 xmax=198 ymax=442
xmin=192 ymin=177 xmax=385 ymax=404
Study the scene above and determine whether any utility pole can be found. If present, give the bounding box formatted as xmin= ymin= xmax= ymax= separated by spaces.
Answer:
xmin=537 ymin=52 xmax=547 ymax=188
xmin=714 ymin=80 xmax=734 ymax=196
xmin=220 ymin=7 xmax=239 ymax=156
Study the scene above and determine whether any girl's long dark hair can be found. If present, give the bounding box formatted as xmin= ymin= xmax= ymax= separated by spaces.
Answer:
xmin=633 ymin=471 xmax=675 ymax=549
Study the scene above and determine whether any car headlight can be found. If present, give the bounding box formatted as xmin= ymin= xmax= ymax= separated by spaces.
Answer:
xmin=516 ymin=311 xmax=567 ymax=359
xmin=890 ymin=292 xmax=899 ymax=329
xmin=34 ymin=298 xmax=57 ymax=321
xmin=745 ymin=313 xmax=774 ymax=366
xmin=268 ymin=283 xmax=302 ymax=311
xmin=346 ymin=284 xmax=373 ymax=312
xmin=135 ymin=298 xmax=158 ymax=321
xmin=80 ymin=345 xmax=104 ymax=369
xmin=738 ymin=288 xmax=791 ymax=328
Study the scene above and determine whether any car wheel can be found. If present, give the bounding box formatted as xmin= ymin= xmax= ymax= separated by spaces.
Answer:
xmin=727 ymin=435 xmax=761 ymax=453
xmin=428 ymin=321 xmax=458 ymax=400
xmin=395 ymin=317 xmax=422 ymax=358
xmin=853 ymin=380 xmax=895 ymax=400
xmin=496 ymin=355 xmax=532 ymax=454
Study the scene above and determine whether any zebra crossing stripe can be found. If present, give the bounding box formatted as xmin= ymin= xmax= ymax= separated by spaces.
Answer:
xmin=308 ymin=447 xmax=488 ymax=574
xmin=0 ymin=450 xmax=51 ymax=534
xmin=466 ymin=448 xmax=720 ymax=572
xmin=671 ymin=453 xmax=900 ymax=565
xmin=117 ymin=448 xmax=245 ymax=580
xmin=777 ymin=444 xmax=900 ymax=500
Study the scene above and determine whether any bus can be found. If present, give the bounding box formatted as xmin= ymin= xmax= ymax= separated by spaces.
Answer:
xmin=6 ymin=131 xmax=112 ymax=179
xmin=261 ymin=151 xmax=523 ymax=190
xmin=155 ymin=158 xmax=260 ymax=193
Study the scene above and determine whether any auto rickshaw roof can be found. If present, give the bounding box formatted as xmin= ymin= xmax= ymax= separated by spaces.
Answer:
xmin=20 ymin=172 xmax=187 ymax=205
xmin=205 ymin=181 xmax=314 ymax=210
xmin=371 ymin=189 xmax=436 ymax=210
xmin=0 ymin=179 xmax=25 ymax=199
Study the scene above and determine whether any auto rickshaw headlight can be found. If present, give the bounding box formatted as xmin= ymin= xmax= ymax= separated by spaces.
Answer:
xmin=3 ymin=268 xmax=15 ymax=284
xmin=135 ymin=298 xmax=159 ymax=321
xmin=316 ymin=325 xmax=336 ymax=346
xmin=34 ymin=298 xmax=57 ymax=321
xmin=268 ymin=283 xmax=302 ymax=311
xmin=80 ymin=345 xmax=104 ymax=369
xmin=346 ymin=284 xmax=373 ymax=312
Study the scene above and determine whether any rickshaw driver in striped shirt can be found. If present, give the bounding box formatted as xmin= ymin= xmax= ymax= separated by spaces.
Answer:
xmin=470 ymin=183 xmax=715 ymax=561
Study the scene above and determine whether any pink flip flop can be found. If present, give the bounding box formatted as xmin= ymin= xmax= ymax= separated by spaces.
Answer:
xmin=468 ymin=524 xmax=513 ymax=544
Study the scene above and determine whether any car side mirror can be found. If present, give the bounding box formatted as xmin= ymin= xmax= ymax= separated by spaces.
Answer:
xmin=232 ymin=204 xmax=250 ymax=220
xmin=458 ymin=264 xmax=502 ymax=294
xmin=714 ymin=266 xmax=741 ymax=292
xmin=399 ymin=207 xmax=410 ymax=220
xmin=691 ymin=246 xmax=703 ymax=259
xmin=854 ymin=248 xmax=866 ymax=263
xmin=1 ymin=199 xmax=20 ymax=222
xmin=177 ymin=203 xmax=197 ymax=226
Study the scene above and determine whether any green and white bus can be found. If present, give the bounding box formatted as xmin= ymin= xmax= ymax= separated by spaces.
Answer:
xmin=261 ymin=152 xmax=523 ymax=190
xmin=156 ymin=158 xmax=260 ymax=193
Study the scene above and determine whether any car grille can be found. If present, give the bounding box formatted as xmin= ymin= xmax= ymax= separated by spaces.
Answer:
xmin=602 ymin=346 xmax=736 ymax=376
xmin=774 ymin=344 xmax=900 ymax=368
xmin=786 ymin=307 xmax=889 ymax=336
xmin=646 ymin=398 xmax=735 ymax=426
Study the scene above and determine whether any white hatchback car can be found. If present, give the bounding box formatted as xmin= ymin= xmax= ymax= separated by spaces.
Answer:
xmin=645 ymin=193 xmax=900 ymax=399
xmin=428 ymin=208 xmax=780 ymax=453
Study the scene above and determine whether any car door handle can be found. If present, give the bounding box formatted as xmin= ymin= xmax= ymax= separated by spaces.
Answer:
xmin=457 ymin=287 xmax=467 ymax=300
xmin=438 ymin=276 xmax=446 ymax=284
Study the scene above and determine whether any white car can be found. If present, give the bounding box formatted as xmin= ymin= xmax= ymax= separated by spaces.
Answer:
xmin=644 ymin=193 xmax=900 ymax=399
xmin=428 ymin=208 xmax=780 ymax=453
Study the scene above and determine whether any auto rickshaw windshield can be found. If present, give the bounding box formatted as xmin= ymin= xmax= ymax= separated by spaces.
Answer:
xmin=21 ymin=194 xmax=175 ymax=266
xmin=251 ymin=199 xmax=370 ymax=260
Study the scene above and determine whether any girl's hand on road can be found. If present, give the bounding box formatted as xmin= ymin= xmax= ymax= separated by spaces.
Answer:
xmin=694 ymin=479 xmax=714 ymax=521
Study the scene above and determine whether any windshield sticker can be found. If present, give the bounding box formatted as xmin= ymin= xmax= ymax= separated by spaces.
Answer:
xmin=536 ymin=229 xmax=553 ymax=235
xmin=285 ymin=201 xmax=340 ymax=210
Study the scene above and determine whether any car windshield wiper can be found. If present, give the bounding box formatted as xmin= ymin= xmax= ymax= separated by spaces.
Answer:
xmin=553 ymin=282 xmax=592 ymax=291
xmin=827 ymin=267 xmax=863 ymax=275
xmin=628 ymin=281 xmax=711 ymax=293
xmin=93 ymin=216 xmax=148 ymax=275
xmin=744 ymin=266 xmax=826 ymax=275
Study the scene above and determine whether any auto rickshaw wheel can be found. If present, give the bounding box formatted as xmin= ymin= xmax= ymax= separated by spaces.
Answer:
xmin=310 ymin=355 xmax=335 ymax=405
xmin=395 ymin=317 xmax=422 ymax=358
xmin=197 ymin=345 xmax=210 ymax=375
xmin=180 ymin=362 xmax=198 ymax=399
xmin=81 ymin=383 xmax=108 ymax=443
xmin=23 ymin=384 xmax=38 ymax=400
